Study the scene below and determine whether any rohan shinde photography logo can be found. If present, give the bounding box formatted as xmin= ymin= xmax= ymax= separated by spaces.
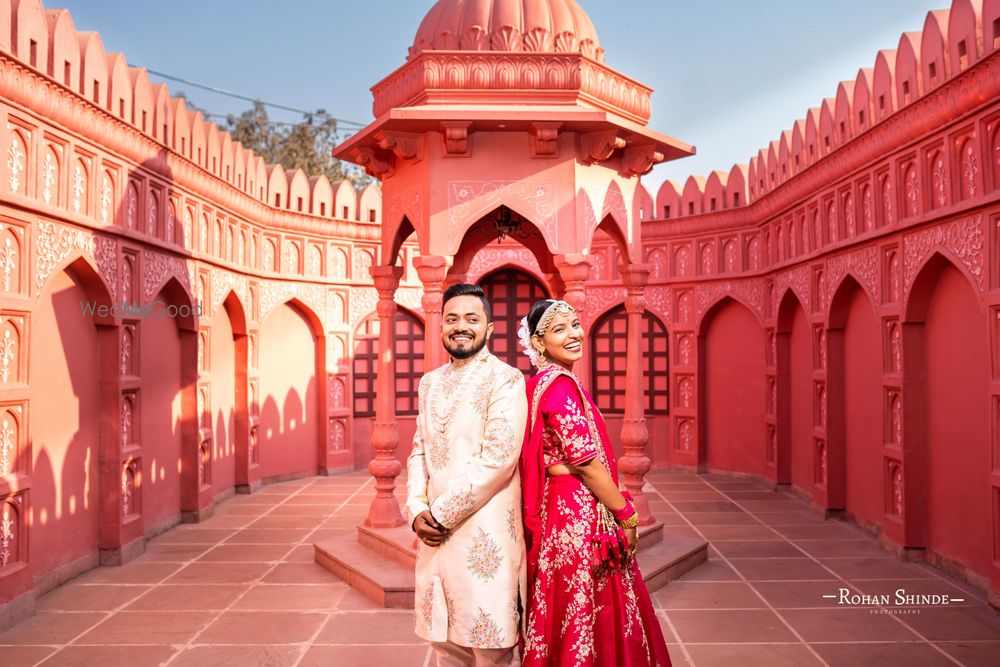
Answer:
xmin=79 ymin=300 xmax=203 ymax=318
xmin=824 ymin=587 xmax=964 ymax=615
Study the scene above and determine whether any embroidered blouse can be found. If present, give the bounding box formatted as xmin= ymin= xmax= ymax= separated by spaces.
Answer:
xmin=540 ymin=375 xmax=601 ymax=468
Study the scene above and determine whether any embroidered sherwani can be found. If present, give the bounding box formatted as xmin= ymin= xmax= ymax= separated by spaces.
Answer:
xmin=406 ymin=347 xmax=528 ymax=649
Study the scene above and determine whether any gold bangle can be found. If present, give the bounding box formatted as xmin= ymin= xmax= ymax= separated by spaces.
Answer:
xmin=618 ymin=511 xmax=639 ymax=529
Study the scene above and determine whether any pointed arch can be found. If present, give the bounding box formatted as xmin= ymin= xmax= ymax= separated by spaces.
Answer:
xmin=775 ymin=288 xmax=813 ymax=493
xmin=901 ymin=251 xmax=990 ymax=577
xmin=698 ymin=297 xmax=767 ymax=475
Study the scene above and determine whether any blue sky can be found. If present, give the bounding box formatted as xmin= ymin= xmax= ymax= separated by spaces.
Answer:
xmin=54 ymin=0 xmax=944 ymax=186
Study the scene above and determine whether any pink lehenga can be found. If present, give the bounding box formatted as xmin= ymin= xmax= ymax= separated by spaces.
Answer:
xmin=519 ymin=366 xmax=672 ymax=667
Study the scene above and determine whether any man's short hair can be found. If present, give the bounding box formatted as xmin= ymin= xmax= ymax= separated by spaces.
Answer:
xmin=441 ymin=283 xmax=492 ymax=321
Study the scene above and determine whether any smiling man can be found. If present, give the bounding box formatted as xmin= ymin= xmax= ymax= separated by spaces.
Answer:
xmin=405 ymin=283 xmax=529 ymax=666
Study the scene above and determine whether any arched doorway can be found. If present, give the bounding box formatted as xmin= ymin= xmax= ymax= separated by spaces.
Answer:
xmin=140 ymin=284 xmax=186 ymax=536
xmin=258 ymin=302 xmax=320 ymax=480
xmin=30 ymin=266 xmax=103 ymax=579
xmin=907 ymin=256 xmax=990 ymax=576
xmin=479 ymin=268 xmax=548 ymax=374
xmin=699 ymin=298 xmax=766 ymax=475
xmin=211 ymin=301 xmax=237 ymax=498
xmin=828 ymin=277 xmax=881 ymax=527
xmin=776 ymin=291 xmax=812 ymax=494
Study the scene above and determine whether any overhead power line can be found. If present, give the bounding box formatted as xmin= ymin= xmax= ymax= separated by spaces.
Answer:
xmin=133 ymin=64 xmax=367 ymax=128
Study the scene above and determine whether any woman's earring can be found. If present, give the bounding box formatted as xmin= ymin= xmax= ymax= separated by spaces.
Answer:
xmin=534 ymin=345 xmax=549 ymax=368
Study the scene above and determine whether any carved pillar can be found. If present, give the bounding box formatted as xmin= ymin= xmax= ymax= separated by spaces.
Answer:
xmin=554 ymin=254 xmax=592 ymax=391
xmin=619 ymin=264 xmax=656 ymax=525
xmin=414 ymin=255 xmax=449 ymax=371
xmin=544 ymin=272 xmax=565 ymax=300
xmin=365 ymin=265 xmax=405 ymax=528
xmin=553 ymin=254 xmax=590 ymax=314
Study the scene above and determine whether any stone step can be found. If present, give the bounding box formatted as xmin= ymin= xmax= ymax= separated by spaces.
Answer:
xmin=314 ymin=536 xmax=415 ymax=609
xmin=357 ymin=524 xmax=418 ymax=570
xmin=638 ymin=521 xmax=664 ymax=550
xmin=637 ymin=532 xmax=709 ymax=593
xmin=317 ymin=522 xmax=706 ymax=609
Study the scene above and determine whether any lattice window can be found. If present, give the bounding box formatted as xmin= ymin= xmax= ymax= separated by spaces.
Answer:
xmin=480 ymin=268 xmax=549 ymax=376
xmin=591 ymin=306 xmax=669 ymax=415
xmin=353 ymin=309 xmax=424 ymax=417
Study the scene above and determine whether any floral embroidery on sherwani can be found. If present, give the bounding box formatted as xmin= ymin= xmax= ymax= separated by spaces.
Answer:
xmin=437 ymin=489 xmax=477 ymax=527
xmin=467 ymin=528 xmax=503 ymax=581
xmin=419 ymin=581 xmax=435 ymax=632
xmin=428 ymin=432 xmax=450 ymax=470
xmin=506 ymin=505 xmax=518 ymax=542
xmin=481 ymin=416 xmax=517 ymax=464
xmin=468 ymin=608 xmax=505 ymax=648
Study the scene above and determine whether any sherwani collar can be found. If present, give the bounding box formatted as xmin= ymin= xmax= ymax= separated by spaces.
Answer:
xmin=448 ymin=345 xmax=491 ymax=369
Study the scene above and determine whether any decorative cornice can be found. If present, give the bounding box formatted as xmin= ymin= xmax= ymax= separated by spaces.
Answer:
xmin=372 ymin=52 xmax=652 ymax=124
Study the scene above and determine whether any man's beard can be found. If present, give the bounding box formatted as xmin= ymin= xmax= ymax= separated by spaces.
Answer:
xmin=444 ymin=332 xmax=487 ymax=360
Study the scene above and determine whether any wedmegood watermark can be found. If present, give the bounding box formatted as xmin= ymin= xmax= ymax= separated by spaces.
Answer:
xmin=79 ymin=300 xmax=203 ymax=318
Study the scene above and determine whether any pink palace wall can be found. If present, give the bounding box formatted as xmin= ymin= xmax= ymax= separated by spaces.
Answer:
xmin=1 ymin=0 xmax=1000 ymax=624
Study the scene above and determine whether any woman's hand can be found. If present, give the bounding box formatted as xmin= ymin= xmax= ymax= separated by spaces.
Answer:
xmin=624 ymin=527 xmax=638 ymax=558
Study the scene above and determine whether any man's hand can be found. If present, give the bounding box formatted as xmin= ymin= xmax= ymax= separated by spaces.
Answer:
xmin=412 ymin=510 xmax=449 ymax=547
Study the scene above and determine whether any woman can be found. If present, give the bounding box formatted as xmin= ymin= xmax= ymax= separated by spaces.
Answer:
xmin=518 ymin=298 xmax=671 ymax=667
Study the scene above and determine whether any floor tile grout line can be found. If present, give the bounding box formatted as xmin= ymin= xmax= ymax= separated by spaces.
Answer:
xmin=24 ymin=536 xmax=212 ymax=667
xmin=697 ymin=477 xmax=966 ymax=667
xmin=286 ymin=475 xmax=374 ymax=667
xmin=4 ymin=475 xmax=367 ymax=662
xmin=13 ymin=472 xmax=995 ymax=663
xmin=649 ymin=477 xmax=830 ymax=666
xmin=643 ymin=477 xmax=707 ymax=667
xmin=156 ymin=475 xmax=371 ymax=667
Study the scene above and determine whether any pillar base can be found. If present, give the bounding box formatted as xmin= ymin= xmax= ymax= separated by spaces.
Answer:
xmin=364 ymin=496 xmax=406 ymax=529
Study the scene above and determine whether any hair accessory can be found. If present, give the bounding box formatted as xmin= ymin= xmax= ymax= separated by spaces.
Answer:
xmin=517 ymin=316 xmax=541 ymax=368
xmin=534 ymin=300 xmax=575 ymax=336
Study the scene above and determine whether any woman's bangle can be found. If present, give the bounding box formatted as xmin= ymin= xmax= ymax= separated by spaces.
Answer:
xmin=618 ymin=511 xmax=640 ymax=529
xmin=611 ymin=500 xmax=635 ymax=521
xmin=612 ymin=500 xmax=640 ymax=529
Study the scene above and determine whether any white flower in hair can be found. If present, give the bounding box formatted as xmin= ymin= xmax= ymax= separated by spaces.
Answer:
xmin=517 ymin=316 xmax=541 ymax=368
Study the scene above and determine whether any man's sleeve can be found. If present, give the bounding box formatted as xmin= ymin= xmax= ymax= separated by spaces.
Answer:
xmin=405 ymin=375 xmax=431 ymax=525
xmin=429 ymin=367 xmax=528 ymax=529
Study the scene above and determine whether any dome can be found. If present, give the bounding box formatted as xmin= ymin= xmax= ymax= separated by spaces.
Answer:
xmin=409 ymin=0 xmax=604 ymax=63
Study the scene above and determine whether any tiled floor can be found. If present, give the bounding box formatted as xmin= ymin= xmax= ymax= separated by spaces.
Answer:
xmin=1 ymin=469 xmax=999 ymax=666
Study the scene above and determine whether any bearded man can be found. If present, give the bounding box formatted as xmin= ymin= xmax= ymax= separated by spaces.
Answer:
xmin=406 ymin=283 xmax=528 ymax=667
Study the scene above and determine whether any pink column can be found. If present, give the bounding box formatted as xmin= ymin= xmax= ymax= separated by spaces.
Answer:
xmin=619 ymin=264 xmax=656 ymax=525
xmin=555 ymin=254 xmax=592 ymax=397
xmin=414 ymin=255 xmax=449 ymax=371
xmin=365 ymin=265 xmax=405 ymax=528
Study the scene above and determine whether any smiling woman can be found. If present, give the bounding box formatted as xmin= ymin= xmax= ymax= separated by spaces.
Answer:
xmin=518 ymin=298 xmax=672 ymax=666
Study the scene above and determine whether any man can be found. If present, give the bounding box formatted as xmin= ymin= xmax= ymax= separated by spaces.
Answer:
xmin=406 ymin=283 xmax=528 ymax=667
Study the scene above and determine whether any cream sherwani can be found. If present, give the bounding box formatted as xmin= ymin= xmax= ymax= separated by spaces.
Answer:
xmin=406 ymin=346 xmax=528 ymax=650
